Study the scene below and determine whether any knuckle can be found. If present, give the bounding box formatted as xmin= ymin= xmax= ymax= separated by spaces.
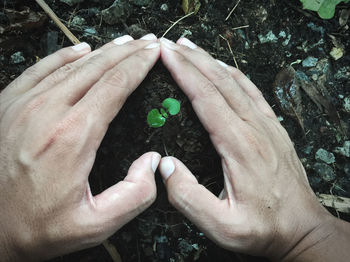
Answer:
xmin=101 ymin=68 xmax=128 ymax=88
xmin=212 ymin=65 xmax=231 ymax=82
xmin=197 ymin=81 xmax=218 ymax=98
xmin=49 ymin=63 xmax=76 ymax=84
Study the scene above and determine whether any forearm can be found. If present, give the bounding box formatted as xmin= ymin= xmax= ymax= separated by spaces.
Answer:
xmin=280 ymin=216 xmax=350 ymax=262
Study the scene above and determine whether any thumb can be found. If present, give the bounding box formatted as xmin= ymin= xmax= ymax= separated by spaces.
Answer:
xmin=159 ymin=157 xmax=224 ymax=235
xmin=86 ymin=152 xmax=161 ymax=241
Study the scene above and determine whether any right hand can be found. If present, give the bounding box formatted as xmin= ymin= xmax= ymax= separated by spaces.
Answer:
xmin=158 ymin=38 xmax=348 ymax=261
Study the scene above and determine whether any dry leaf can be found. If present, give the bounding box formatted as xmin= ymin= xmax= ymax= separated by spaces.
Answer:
xmin=0 ymin=7 xmax=46 ymax=34
xmin=182 ymin=0 xmax=201 ymax=15
xmin=273 ymin=66 xmax=305 ymax=131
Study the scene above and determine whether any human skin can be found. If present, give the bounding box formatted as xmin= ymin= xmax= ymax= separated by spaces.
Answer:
xmin=0 ymin=34 xmax=162 ymax=261
xmin=0 ymin=34 xmax=349 ymax=261
xmin=158 ymin=38 xmax=350 ymax=261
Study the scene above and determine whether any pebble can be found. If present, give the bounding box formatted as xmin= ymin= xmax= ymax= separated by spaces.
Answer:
xmin=345 ymin=163 xmax=350 ymax=177
xmin=10 ymin=51 xmax=25 ymax=64
xmin=258 ymin=30 xmax=278 ymax=44
xmin=160 ymin=3 xmax=168 ymax=12
xmin=314 ymin=163 xmax=336 ymax=182
xmin=303 ymin=145 xmax=313 ymax=155
xmin=83 ymin=27 xmax=97 ymax=36
xmin=102 ymin=0 xmax=133 ymax=25
xmin=330 ymin=47 xmax=344 ymax=60
xmin=315 ymin=148 xmax=336 ymax=164
xmin=302 ymin=56 xmax=318 ymax=67
xmin=343 ymin=96 xmax=350 ymax=113
xmin=71 ymin=16 xmax=86 ymax=26
xmin=334 ymin=141 xmax=350 ymax=158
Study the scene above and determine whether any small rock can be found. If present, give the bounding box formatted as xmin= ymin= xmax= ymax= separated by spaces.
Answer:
xmin=307 ymin=22 xmax=325 ymax=37
xmin=60 ymin=0 xmax=85 ymax=6
xmin=131 ymin=0 xmax=151 ymax=6
xmin=102 ymin=0 xmax=133 ymax=25
xmin=330 ymin=47 xmax=344 ymax=60
xmin=314 ymin=163 xmax=336 ymax=182
xmin=343 ymin=96 xmax=350 ymax=113
xmin=315 ymin=148 xmax=335 ymax=164
xmin=258 ymin=30 xmax=278 ymax=44
xmin=71 ymin=16 xmax=86 ymax=26
xmin=334 ymin=141 xmax=350 ymax=158
xmin=344 ymin=163 xmax=350 ymax=177
xmin=303 ymin=145 xmax=313 ymax=155
xmin=10 ymin=51 xmax=25 ymax=64
xmin=302 ymin=56 xmax=318 ymax=67
xmin=83 ymin=27 xmax=97 ymax=36
xmin=160 ymin=3 xmax=168 ymax=12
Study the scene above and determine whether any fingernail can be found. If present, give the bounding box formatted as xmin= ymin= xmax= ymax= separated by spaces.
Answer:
xmin=151 ymin=153 xmax=161 ymax=173
xmin=145 ymin=42 xmax=160 ymax=49
xmin=160 ymin=38 xmax=178 ymax=50
xmin=113 ymin=35 xmax=134 ymax=45
xmin=140 ymin=33 xmax=157 ymax=40
xmin=216 ymin=59 xmax=228 ymax=68
xmin=72 ymin=42 xmax=90 ymax=52
xmin=160 ymin=157 xmax=175 ymax=181
xmin=178 ymin=38 xmax=197 ymax=49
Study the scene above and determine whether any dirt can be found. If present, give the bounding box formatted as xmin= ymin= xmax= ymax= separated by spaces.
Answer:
xmin=1 ymin=0 xmax=349 ymax=261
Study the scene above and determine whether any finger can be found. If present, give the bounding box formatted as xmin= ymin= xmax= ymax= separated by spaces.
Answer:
xmin=89 ymin=152 xmax=160 ymax=236
xmin=52 ymin=38 xmax=158 ymax=106
xmin=75 ymin=41 xmax=160 ymax=128
xmin=3 ymin=43 xmax=91 ymax=98
xmin=225 ymin=66 xmax=277 ymax=119
xmin=175 ymin=38 xmax=254 ymax=120
xmin=159 ymin=157 xmax=227 ymax=240
xmin=160 ymin=38 xmax=248 ymax=155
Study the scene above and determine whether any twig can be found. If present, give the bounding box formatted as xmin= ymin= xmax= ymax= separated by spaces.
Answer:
xmin=102 ymin=240 xmax=122 ymax=262
xmin=225 ymin=0 xmax=241 ymax=21
xmin=162 ymin=12 xmax=195 ymax=38
xmin=318 ymin=194 xmax=350 ymax=214
xmin=35 ymin=0 xmax=80 ymax=45
xmin=219 ymin=34 xmax=239 ymax=69
xmin=232 ymin=25 xmax=249 ymax=30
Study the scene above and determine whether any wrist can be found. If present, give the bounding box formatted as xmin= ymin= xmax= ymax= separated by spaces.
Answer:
xmin=272 ymin=214 xmax=350 ymax=262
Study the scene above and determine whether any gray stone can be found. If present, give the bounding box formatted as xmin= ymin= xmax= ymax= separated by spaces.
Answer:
xmin=71 ymin=16 xmax=86 ymax=26
xmin=334 ymin=141 xmax=350 ymax=158
xmin=10 ymin=51 xmax=25 ymax=64
xmin=102 ymin=0 xmax=133 ymax=25
xmin=302 ymin=56 xmax=318 ymax=67
xmin=315 ymin=148 xmax=335 ymax=164
xmin=303 ymin=145 xmax=313 ymax=155
xmin=131 ymin=0 xmax=151 ymax=6
xmin=258 ymin=30 xmax=278 ymax=44
xmin=160 ymin=3 xmax=168 ymax=12
xmin=344 ymin=163 xmax=350 ymax=177
xmin=83 ymin=27 xmax=97 ymax=36
xmin=343 ymin=96 xmax=350 ymax=113
xmin=60 ymin=0 xmax=85 ymax=6
xmin=314 ymin=163 xmax=336 ymax=182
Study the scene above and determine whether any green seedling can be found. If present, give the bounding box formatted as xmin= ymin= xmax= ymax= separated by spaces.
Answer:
xmin=300 ymin=0 xmax=349 ymax=19
xmin=147 ymin=98 xmax=181 ymax=128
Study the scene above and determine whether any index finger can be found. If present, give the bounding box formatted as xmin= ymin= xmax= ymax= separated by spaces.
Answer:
xmin=160 ymin=39 xmax=249 ymax=157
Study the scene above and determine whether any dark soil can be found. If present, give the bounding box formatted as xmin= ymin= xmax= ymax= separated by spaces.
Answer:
xmin=1 ymin=0 xmax=349 ymax=261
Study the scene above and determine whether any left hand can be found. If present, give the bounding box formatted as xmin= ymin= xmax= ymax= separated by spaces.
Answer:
xmin=0 ymin=34 xmax=161 ymax=261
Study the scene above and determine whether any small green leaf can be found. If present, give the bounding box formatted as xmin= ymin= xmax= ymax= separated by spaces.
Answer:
xmin=147 ymin=109 xmax=166 ymax=128
xmin=300 ymin=0 xmax=349 ymax=19
xmin=162 ymin=98 xmax=181 ymax=116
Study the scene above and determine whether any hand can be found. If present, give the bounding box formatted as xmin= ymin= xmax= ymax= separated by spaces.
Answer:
xmin=0 ymin=34 xmax=161 ymax=261
xmin=158 ymin=38 xmax=350 ymax=261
